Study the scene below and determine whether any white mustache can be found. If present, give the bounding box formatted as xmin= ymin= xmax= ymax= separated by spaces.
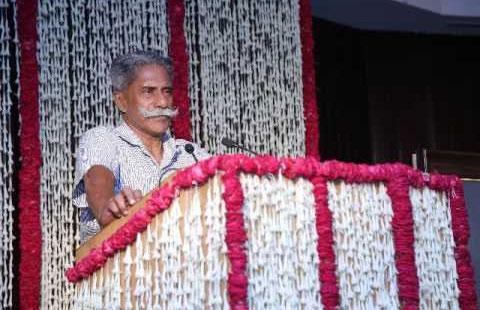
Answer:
xmin=139 ymin=107 xmax=178 ymax=118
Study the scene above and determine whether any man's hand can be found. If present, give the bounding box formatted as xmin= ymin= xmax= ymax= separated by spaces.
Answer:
xmin=98 ymin=187 xmax=142 ymax=225
xmin=84 ymin=165 xmax=143 ymax=227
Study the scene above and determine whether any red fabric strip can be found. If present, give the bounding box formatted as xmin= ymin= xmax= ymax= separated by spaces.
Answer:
xmin=16 ymin=0 xmax=42 ymax=309
xmin=167 ymin=0 xmax=193 ymax=141
xmin=299 ymin=0 xmax=320 ymax=158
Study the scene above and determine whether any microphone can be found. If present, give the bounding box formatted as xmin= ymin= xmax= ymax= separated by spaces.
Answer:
xmin=221 ymin=137 xmax=258 ymax=156
xmin=184 ymin=143 xmax=199 ymax=163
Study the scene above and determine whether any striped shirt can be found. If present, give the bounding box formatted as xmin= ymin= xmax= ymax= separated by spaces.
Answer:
xmin=73 ymin=121 xmax=209 ymax=243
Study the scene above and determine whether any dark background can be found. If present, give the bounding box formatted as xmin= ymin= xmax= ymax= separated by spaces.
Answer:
xmin=313 ymin=18 xmax=480 ymax=164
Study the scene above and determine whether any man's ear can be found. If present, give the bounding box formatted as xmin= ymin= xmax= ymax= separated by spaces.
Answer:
xmin=113 ymin=92 xmax=127 ymax=113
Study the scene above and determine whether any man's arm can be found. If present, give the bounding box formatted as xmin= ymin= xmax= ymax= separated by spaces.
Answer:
xmin=84 ymin=165 xmax=142 ymax=227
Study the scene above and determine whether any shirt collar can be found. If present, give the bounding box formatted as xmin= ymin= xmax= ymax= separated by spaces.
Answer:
xmin=115 ymin=121 xmax=144 ymax=147
xmin=115 ymin=121 xmax=172 ymax=146
xmin=114 ymin=121 xmax=176 ymax=167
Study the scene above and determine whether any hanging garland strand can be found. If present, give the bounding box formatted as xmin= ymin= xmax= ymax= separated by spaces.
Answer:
xmin=185 ymin=0 xmax=306 ymax=156
xmin=0 ymin=0 xmax=18 ymax=308
xmin=37 ymin=0 xmax=76 ymax=308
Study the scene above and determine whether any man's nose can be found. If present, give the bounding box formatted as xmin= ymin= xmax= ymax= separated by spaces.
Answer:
xmin=155 ymin=93 xmax=171 ymax=108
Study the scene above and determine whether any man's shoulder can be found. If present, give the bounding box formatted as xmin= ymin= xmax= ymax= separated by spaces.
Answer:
xmin=77 ymin=125 xmax=120 ymax=151
xmin=83 ymin=125 xmax=116 ymax=135
xmin=80 ymin=125 xmax=117 ymax=141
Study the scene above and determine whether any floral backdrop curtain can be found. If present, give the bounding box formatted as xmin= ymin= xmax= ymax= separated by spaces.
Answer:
xmin=3 ymin=0 xmax=479 ymax=308
xmin=5 ymin=0 xmax=318 ymax=308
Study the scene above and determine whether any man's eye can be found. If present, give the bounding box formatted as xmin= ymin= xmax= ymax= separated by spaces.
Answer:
xmin=143 ymin=88 xmax=153 ymax=94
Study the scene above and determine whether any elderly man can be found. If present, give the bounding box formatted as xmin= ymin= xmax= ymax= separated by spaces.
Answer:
xmin=73 ymin=50 xmax=209 ymax=243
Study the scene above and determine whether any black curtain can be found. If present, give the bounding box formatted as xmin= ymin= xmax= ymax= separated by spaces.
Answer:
xmin=313 ymin=18 xmax=480 ymax=164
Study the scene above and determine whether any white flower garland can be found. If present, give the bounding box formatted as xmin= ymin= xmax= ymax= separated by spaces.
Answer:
xmin=0 ymin=0 xmax=17 ymax=307
xmin=203 ymin=175 xmax=228 ymax=308
xmin=240 ymin=173 xmax=321 ymax=308
xmin=185 ymin=0 xmax=306 ymax=156
xmin=410 ymin=187 xmax=460 ymax=309
xmin=37 ymin=1 xmax=76 ymax=308
xmin=327 ymin=181 xmax=400 ymax=309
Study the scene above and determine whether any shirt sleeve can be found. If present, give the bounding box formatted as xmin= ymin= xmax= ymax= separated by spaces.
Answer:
xmin=72 ymin=126 xmax=118 ymax=209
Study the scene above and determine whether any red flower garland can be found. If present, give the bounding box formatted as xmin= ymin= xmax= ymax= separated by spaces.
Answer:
xmin=66 ymin=156 xmax=477 ymax=309
xmin=387 ymin=175 xmax=420 ymax=309
xmin=449 ymin=178 xmax=478 ymax=309
xmin=299 ymin=0 xmax=320 ymax=159
xmin=167 ymin=0 xmax=192 ymax=140
xmin=221 ymin=170 xmax=248 ymax=309
xmin=17 ymin=0 xmax=42 ymax=309
xmin=309 ymin=176 xmax=339 ymax=309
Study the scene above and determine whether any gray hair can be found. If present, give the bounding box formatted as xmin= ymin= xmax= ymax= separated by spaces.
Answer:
xmin=110 ymin=50 xmax=173 ymax=93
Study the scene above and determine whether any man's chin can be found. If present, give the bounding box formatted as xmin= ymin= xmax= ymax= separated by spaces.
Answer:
xmin=147 ymin=119 xmax=170 ymax=134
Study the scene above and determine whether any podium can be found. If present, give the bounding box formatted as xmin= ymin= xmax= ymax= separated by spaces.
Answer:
xmin=67 ymin=155 xmax=477 ymax=309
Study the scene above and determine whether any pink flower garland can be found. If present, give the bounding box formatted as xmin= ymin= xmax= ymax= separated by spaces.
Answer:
xmin=17 ymin=0 xmax=42 ymax=308
xmin=167 ymin=0 xmax=192 ymax=141
xmin=66 ymin=155 xmax=477 ymax=309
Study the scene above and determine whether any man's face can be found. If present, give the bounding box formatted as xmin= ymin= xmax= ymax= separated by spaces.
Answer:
xmin=114 ymin=64 xmax=173 ymax=138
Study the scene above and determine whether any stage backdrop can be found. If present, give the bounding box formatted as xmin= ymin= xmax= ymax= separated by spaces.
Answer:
xmin=1 ymin=0 xmax=319 ymax=308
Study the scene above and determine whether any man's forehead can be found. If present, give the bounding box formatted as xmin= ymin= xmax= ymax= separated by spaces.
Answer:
xmin=134 ymin=65 xmax=172 ymax=85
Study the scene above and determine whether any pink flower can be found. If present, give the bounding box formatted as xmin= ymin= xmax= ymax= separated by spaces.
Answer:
xmin=190 ymin=165 xmax=209 ymax=183
xmin=255 ymin=156 xmax=280 ymax=175
xmin=65 ymin=268 xmax=78 ymax=282
xmin=199 ymin=157 xmax=220 ymax=176
xmin=101 ymin=240 xmax=115 ymax=257
xmin=171 ymin=169 xmax=194 ymax=188
xmin=89 ymin=248 xmax=107 ymax=268
xmin=239 ymin=156 xmax=257 ymax=173
xmin=131 ymin=209 xmax=152 ymax=230
xmin=219 ymin=155 xmax=242 ymax=172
